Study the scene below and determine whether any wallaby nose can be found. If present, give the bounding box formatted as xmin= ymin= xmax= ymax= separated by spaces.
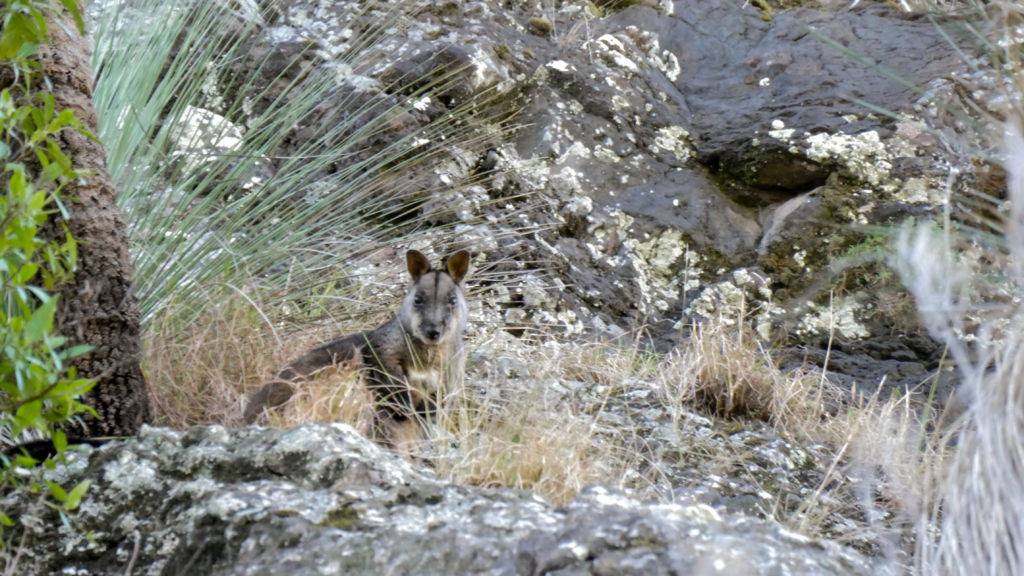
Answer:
xmin=424 ymin=326 xmax=441 ymax=341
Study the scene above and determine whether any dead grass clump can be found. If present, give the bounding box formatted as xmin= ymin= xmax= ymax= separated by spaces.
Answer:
xmin=432 ymin=339 xmax=626 ymax=505
xmin=793 ymin=384 xmax=951 ymax=562
xmin=434 ymin=400 xmax=611 ymax=505
xmin=142 ymin=291 xmax=283 ymax=427
xmin=660 ymin=322 xmax=844 ymax=439
xmin=261 ymin=370 xmax=375 ymax=434
xmin=142 ymin=288 xmax=389 ymax=429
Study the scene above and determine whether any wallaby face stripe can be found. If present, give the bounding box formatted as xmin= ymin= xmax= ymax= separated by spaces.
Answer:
xmin=404 ymin=269 xmax=465 ymax=345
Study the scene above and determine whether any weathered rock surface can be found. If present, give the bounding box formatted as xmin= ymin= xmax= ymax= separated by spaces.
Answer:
xmin=158 ymin=0 xmax=983 ymax=399
xmin=6 ymin=424 xmax=876 ymax=575
xmin=32 ymin=1 xmax=991 ymax=571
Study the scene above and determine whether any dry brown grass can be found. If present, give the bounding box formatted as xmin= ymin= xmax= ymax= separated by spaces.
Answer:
xmin=141 ymin=289 xmax=388 ymax=430
xmin=429 ymin=339 xmax=648 ymax=504
xmin=658 ymin=321 xmax=846 ymax=440
xmin=142 ymin=292 xmax=280 ymax=428
xmin=141 ymin=287 xmax=950 ymax=548
xmin=433 ymin=398 xmax=613 ymax=505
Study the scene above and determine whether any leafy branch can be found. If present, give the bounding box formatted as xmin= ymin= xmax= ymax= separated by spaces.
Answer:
xmin=0 ymin=0 xmax=97 ymax=538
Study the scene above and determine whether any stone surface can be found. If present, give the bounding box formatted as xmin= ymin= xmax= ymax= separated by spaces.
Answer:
xmin=4 ymin=425 xmax=877 ymax=575
xmin=171 ymin=0 xmax=981 ymax=402
xmin=30 ymin=1 xmax=997 ymax=571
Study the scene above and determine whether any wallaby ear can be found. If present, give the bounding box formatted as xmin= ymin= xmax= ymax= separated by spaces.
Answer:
xmin=406 ymin=250 xmax=431 ymax=280
xmin=445 ymin=250 xmax=470 ymax=284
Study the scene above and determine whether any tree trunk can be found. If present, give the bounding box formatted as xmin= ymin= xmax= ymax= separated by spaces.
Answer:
xmin=33 ymin=7 xmax=150 ymax=436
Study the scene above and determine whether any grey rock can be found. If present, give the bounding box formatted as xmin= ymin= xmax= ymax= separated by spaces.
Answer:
xmin=5 ymin=425 xmax=877 ymax=575
xmin=118 ymin=0 xmax=988 ymax=372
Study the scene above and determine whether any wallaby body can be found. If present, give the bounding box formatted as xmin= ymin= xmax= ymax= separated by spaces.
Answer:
xmin=244 ymin=250 xmax=470 ymax=441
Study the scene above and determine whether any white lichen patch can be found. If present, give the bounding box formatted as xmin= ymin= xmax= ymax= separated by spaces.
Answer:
xmin=103 ymin=450 xmax=160 ymax=497
xmin=685 ymin=269 xmax=776 ymax=338
xmin=804 ymin=131 xmax=893 ymax=188
xmin=172 ymin=106 xmax=243 ymax=151
xmin=681 ymin=249 xmax=705 ymax=292
xmin=469 ymin=45 xmax=512 ymax=92
xmin=547 ymin=59 xmax=571 ymax=73
xmin=611 ymin=228 xmax=699 ymax=314
xmin=548 ymin=166 xmax=588 ymax=200
xmin=593 ymin=145 xmax=622 ymax=163
xmin=793 ymin=248 xmax=806 ymax=269
xmin=768 ymin=119 xmax=795 ymax=142
xmin=887 ymin=121 xmax=924 ymax=158
xmin=631 ymin=229 xmax=686 ymax=288
xmin=555 ymin=141 xmax=592 ymax=165
xmin=588 ymin=34 xmax=640 ymax=74
xmin=895 ymin=177 xmax=945 ymax=205
xmin=796 ymin=297 xmax=870 ymax=339
xmin=656 ymin=50 xmax=681 ymax=82
xmin=621 ymin=25 xmax=679 ymax=82
xmin=651 ymin=126 xmax=692 ymax=162
xmin=561 ymin=194 xmax=593 ymax=221
xmin=205 ymin=491 xmax=251 ymax=521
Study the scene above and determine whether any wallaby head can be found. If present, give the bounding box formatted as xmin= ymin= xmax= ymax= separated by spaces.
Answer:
xmin=401 ymin=250 xmax=470 ymax=345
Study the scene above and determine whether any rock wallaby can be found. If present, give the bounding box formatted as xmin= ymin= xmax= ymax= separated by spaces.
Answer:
xmin=243 ymin=249 xmax=470 ymax=441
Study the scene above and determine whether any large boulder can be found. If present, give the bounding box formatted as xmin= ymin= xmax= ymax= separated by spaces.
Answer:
xmin=5 ymin=424 xmax=876 ymax=575
xmin=96 ymin=0 xmax=986 ymax=483
xmin=224 ymin=0 xmax=973 ymax=398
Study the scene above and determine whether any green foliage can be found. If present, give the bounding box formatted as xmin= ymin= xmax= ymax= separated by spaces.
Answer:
xmin=0 ymin=0 xmax=95 ymax=538
xmin=0 ymin=0 xmax=85 ymax=83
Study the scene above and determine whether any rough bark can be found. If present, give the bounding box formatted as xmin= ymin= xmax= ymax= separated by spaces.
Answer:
xmin=33 ymin=8 xmax=150 ymax=436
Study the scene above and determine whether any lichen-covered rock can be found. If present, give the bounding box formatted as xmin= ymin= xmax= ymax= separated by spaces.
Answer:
xmin=4 ymin=425 xmax=876 ymax=575
xmin=175 ymin=0 xmax=981 ymax=375
xmin=97 ymin=0 xmax=987 ymax=419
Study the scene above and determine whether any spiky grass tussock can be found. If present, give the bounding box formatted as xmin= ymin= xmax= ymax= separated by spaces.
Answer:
xmin=889 ymin=120 xmax=1024 ymax=575
xmin=92 ymin=0 xmax=511 ymax=329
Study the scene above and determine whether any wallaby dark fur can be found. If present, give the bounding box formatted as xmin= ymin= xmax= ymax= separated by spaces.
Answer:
xmin=243 ymin=250 xmax=470 ymax=441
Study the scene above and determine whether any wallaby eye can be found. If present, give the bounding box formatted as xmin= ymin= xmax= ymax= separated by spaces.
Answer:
xmin=449 ymin=294 xmax=457 ymax=305
xmin=414 ymin=294 xmax=424 ymax=307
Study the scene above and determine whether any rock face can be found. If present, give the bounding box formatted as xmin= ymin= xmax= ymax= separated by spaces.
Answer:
xmin=26 ymin=1 xmax=990 ymax=572
xmin=5 ymin=425 xmax=876 ymax=575
xmin=195 ymin=0 xmax=979 ymax=399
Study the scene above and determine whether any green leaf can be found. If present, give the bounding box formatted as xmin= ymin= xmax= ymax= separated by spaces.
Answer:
xmin=53 ymin=429 xmax=68 ymax=453
xmin=0 ymin=512 xmax=13 ymax=527
xmin=60 ymin=344 xmax=93 ymax=359
xmin=7 ymin=164 xmax=26 ymax=195
xmin=29 ymin=189 xmax=48 ymax=212
xmin=22 ymin=292 xmax=57 ymax=345
xmin=15 ymin=40 xmax=39 ymax=61
xmin=14 ymin=261 xmax=38 ymax=284
xmin=0 ymin=12 xmax=43 ymax=60
xmin=47 ymin=481 xmax=69 ymax=502
xmin=46 ymin=139 xmax=74 ymax=174
xmin=59 ymin=0 xmax=87 ymax=34
xmin=15 ymin=396 xmax=41 ymax=423
xmin=65 ymin=480 xmax=92 ymax=511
